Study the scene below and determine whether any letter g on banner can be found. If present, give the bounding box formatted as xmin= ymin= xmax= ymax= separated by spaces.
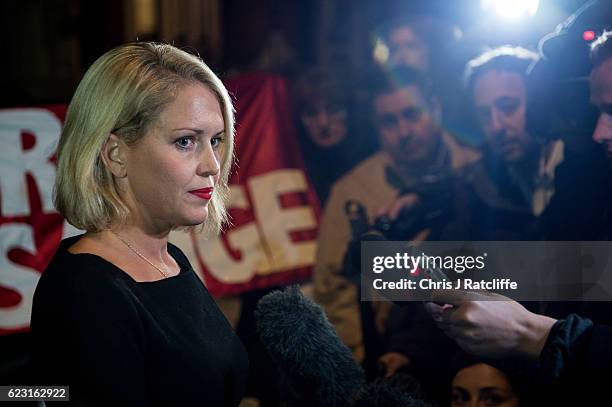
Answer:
xmin=194 ymin=170 xmax=317 ymax=284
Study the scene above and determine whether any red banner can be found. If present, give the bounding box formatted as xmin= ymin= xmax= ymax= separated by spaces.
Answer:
xmin=171 ymin=74 xmax=320 ymax=296
xmin=0 ymin=74 xmax=319 ymax=334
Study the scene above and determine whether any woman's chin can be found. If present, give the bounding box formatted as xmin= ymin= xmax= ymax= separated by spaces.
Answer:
xmin=180 ymin=209 xmax=208 ymax=227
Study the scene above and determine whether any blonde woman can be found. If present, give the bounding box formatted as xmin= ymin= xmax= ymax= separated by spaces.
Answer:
xmin=29 ymin=43 xmax=248 ymax=406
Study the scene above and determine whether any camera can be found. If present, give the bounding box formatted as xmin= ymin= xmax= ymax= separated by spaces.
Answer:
xmin=341 ymin=169 xmax=456 ymax=284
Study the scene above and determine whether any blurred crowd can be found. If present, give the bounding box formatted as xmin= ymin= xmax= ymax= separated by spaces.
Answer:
xmin=273 ymin=3 xmax=612 ymax=406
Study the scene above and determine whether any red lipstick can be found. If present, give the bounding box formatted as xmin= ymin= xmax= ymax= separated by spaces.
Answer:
xmin=189 ymin=187 xmax=213 ymax=200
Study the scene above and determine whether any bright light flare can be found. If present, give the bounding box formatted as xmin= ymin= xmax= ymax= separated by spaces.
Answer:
xmin=373 ymin=38 xmax=390 ymax=65
xmin=481 ymin=0 xmax=540 ymax=20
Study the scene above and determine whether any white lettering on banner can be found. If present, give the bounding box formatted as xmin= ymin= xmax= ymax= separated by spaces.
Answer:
xmin=249 ymin=170 xmax=316 ymax=273
xmin=194 ymin=185 xmax=272 ymax=283
xmin=195 ymin=169 xmax=317 ymax=284
xmin=0 ymin=225 xmax=40 ymax=330
xmin=0 ymin=109 xmax=61 ymax=216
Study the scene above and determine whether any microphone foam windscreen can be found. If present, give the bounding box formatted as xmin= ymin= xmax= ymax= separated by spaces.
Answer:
xmin=350 ymin=373 xmax=433 ymax=407
xmin=255 ymin=286 xmax=365 ymax=406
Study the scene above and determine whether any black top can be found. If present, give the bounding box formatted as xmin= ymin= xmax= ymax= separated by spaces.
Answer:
xmin=29 ymin=235 xmax=248 ymax=406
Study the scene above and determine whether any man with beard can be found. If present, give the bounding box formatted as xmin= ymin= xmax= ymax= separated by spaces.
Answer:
xmin=457 ymin=46 xmax=563 ymax=239
xmin=459 ymin=45 xmax=611 ymax=241
xmin=313 ymin=66 xmax=479 ymax=370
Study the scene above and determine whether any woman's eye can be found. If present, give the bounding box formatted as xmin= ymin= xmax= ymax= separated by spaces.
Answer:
xmin=451 ymin=390 xmax=468 ymax=405
xmin=175 ymin=136 xmax=195 ymax=149
xmin=211 ymin=135 xmax=225 ymax=149
xmin=483 ymin=395 xmax=504 ymax=406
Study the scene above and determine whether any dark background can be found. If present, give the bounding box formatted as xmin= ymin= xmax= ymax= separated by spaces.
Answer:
xmin=0 ymin=0 xmax=591 ymax=107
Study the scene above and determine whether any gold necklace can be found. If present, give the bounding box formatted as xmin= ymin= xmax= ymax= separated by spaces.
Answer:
xmin=112 ymin=232 xmax=171 ymax=278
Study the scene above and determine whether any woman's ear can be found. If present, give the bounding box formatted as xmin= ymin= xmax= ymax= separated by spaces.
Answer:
xmin=101 ymin=134 xmax=127 ymax=177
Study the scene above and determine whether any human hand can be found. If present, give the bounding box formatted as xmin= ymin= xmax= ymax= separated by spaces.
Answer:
xmin=376 ymin=193 xmax=421 ymax=221
xmin=378 ymin=352 xmax=411 ymax=378
xmin=425 ymin=290 xmax=557 ymax=360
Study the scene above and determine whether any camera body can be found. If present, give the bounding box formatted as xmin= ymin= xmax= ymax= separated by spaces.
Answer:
xmin=341 ymin=170 xmax=456 ymax=284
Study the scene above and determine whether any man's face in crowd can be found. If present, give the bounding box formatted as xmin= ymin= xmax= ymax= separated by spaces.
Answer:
xmin=387 ymin=26 xmax=429 ymax=70
xmin=374 ymin=85 xmax=442 ymax=169
xmin=473 ymin=69 xmax=533 ymax=163
xmin=590 ymin=57 xmax=612 ymax=161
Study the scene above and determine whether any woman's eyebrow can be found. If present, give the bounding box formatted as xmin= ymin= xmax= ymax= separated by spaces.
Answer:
xmin=479 ymin=386 xmax=504 ymax=393
xmin=451 ymin=386 xmax=469 ymax=394
xmin=172 ymin=127 xmax=204 ymax=133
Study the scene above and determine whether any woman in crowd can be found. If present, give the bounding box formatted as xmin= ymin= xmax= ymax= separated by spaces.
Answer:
xmin=449 ymin=353 xmax=523 ymax=407
xmin=29 ymin=42 xmax=248 ymax=406
xmin=293 ymin=67 xmax=377 ymax=204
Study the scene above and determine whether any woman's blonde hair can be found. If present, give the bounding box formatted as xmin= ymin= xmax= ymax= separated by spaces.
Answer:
xmin=54 ymin=42 xmax=234 ymax=235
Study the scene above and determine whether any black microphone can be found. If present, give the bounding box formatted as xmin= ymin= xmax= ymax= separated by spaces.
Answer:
xmin=255 ymin=286 xmax=365 ymax=406
xmin=351 ymin=373 xmax=434 ymax=407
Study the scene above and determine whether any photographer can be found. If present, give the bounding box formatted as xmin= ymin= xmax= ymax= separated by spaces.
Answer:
xmin=313 ymin=66 xmax=479 ymax=372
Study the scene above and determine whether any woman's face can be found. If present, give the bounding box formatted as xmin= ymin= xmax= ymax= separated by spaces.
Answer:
xmin=300 ymin=100 xmax=348 ymax=148
xmin=451 ymin=363 xmax=519 ymax=407
xmin=119 ymin=82 xmax=225 ymax=232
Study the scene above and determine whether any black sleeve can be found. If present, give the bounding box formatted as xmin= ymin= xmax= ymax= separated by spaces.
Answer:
xmin=539 ymin=313 xmax=612 ymax=381
xmin=30 ymin=269 xmax=150 ymax=406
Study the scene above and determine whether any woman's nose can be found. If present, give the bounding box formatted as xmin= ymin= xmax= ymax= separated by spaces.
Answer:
xmin=197 ymin=145 xmax=220 ymax=178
